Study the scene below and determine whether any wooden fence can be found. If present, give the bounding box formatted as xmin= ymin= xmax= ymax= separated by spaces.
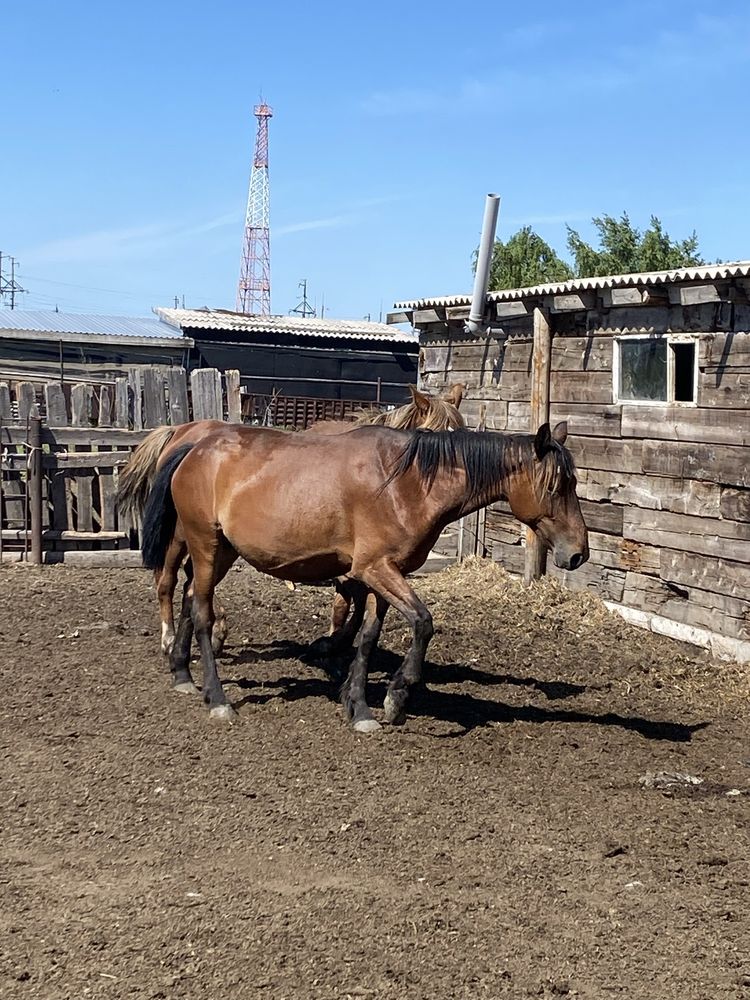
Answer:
xmin=0 ymin=366 xmax=385 ymax=564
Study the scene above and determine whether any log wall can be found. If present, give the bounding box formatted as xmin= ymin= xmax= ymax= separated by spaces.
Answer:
xmin=417 ymin=287 xmax=750 ymax=660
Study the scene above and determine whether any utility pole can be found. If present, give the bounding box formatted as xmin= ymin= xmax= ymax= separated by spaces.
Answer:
xmin=290 ymin=278 xmax=316 ymax=317
xmin=0 ymin=252 xmax=27 ymax=309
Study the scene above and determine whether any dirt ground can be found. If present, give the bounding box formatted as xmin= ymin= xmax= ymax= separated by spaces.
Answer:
xmin=1 ymin=559 xmax=748 ymax=1000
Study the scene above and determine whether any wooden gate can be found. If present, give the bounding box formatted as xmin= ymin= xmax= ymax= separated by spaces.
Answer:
xmin=1 ymin=367 xmax=237 ymax=564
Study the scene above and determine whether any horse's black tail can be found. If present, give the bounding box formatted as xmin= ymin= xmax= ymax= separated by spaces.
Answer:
xmin=141 ymin=444 xmax=194 ymax=572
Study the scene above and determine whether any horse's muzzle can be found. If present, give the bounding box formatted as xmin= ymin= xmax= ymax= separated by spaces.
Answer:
xmin=553 ymin=547 xmax=589 ymax=571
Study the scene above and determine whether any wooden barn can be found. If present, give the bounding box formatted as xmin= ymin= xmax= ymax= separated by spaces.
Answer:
xmin=154 ymin=307 xmax=418 ymax=411
xmin=0 ymin=308 xmax=419 ymax=427
xmin=390 ymin=261 xmax=750 ymax=662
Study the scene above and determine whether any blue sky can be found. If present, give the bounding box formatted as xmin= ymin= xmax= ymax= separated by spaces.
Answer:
xmin=2 ymin=0 xmax=749 ymax=319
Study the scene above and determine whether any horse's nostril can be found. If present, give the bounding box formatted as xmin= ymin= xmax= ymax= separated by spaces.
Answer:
xmin=569 ymin=552 xmax=584 ymax=570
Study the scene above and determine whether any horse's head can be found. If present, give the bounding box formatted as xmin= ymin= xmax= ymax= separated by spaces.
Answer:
xmin=507 ymin=421 xmax=589 ymax=572
xmin=398 ymin=385 xmax=465 ymax=431
xmin=442 ymin=383 xmax=466 ymax=409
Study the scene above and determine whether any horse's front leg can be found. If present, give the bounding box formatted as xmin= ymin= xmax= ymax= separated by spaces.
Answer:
xmin=360 ymin=560 xmax=433 ymax=726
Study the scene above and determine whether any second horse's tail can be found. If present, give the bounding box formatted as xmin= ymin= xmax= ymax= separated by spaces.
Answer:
xmin=116 ymin=425 xmax=177 ymax=521
xmin=141 ymin=444 xmax=194 ymax=572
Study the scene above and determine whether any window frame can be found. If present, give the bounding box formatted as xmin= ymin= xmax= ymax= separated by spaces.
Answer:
xmin=613 ymin=333 xmax=699 ymax=407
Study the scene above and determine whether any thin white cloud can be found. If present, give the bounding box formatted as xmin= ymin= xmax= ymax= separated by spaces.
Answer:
xmin=23 ymin=210 xmax=241 ymax=265
xmin=361 ymin=78 xmax=498 ymax=117
xmin=274 ymin=196 xmax=401 ymax=238
xmin=275 ymin=214 xmax=354 ymax=237
xmin=361 ymin=10 xmax=750 ymax=120
xmin=22 ymin=194 xmax=400 ymax=265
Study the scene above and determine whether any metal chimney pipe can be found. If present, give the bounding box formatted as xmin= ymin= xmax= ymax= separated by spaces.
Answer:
xmin=465 ymin=193 xmax=500 ymax=337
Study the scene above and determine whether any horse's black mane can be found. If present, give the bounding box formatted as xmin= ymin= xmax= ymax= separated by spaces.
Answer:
xmin=386 ymin=428 xmax=575 ymax=506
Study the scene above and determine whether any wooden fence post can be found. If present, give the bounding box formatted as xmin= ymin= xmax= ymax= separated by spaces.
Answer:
xmin=17 ymin=382 xmax=39 ymax=423
xmin=45 ymin=383 xmax=69 ymax=426
xmin=0 ymin=381 xmax=11 ymax=420
xmin=128 ymin=368 xmax=143 ymax=430
xmin=114 ymin=377 xmax=130 ymax=428
xmin=29 ymin=416 xmax=43 ymax=565
xmin=142 ymin=367 xmax=168 ymax=428
xmin=167 ymin=368 xmax=189 ymax=425
xmin=98 ymin=385 xmax=112 ymax=427
xmin=524 ymin=305 xmax=552 ymax=585
xmin=225 ymin=370 xmax=242 ymax=423
xmin=71 ymin=384 xmax=93 ymax=426
xmin=190 ymin=368 xmax=223 ymax=421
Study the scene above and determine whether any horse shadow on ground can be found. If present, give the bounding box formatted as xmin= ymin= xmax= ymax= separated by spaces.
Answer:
xmin=220 ymin=640 xmax=708 ymax=744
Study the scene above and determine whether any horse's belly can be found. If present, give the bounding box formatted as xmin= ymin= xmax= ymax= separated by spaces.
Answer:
xmin=233 ymin=542 xmax=350 ymax=584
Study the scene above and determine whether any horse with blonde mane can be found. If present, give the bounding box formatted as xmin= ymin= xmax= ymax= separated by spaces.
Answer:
xmin=117 ymin=384 xmax=466 ymax=654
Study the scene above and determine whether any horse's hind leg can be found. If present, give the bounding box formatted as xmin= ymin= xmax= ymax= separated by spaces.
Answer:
xmin=161 ymin=518 xmax=230 ymax=656
xmin=360 ymin=560 xmax=433 ymax=726
xmin=169 ymin=571 xmax=199 ymax=696
xmin=211 ymin=601 xmax=229 ymax=654
xmin=189 ymin=536 xmax=238 ymax=722
xmin=329 ymin=587 xmax=352 ymax=638
xmin=340 ymin=590 xmax=388 ymax=734
xmin=156 ymin=533 xmax=188 ymax=655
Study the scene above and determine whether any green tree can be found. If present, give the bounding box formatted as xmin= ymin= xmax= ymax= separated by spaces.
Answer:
xmin=566 ymin=213 xmax=704 ymax=276
xmin=485 ymin=225 xmax=573 ymax=290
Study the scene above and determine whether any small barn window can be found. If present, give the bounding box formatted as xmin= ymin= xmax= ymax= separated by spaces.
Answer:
xmin=615 ymin=336 xmax=697 ymax=405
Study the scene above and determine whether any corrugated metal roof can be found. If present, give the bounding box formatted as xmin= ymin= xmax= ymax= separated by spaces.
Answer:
xmin=155 ymin=307 xmax=418 ymax=344
xmin=0 ymin=309 xmax=188 ymax=341
xmin=393 ymin=260 xmax=750 ymax=311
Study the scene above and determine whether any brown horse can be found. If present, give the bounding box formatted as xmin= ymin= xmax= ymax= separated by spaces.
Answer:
xmin=140 ymin=421 xmax=588 ymax=729
xmin=116 ymin=384 xmax=466 ymax=654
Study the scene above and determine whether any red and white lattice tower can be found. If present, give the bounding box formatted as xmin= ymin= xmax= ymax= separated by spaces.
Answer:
xmin=236 ymin=102 xmax=273 ymax=315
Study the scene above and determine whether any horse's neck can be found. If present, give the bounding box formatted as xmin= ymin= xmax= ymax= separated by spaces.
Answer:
xmin=422 ymin=465 xmax=506 ymax=524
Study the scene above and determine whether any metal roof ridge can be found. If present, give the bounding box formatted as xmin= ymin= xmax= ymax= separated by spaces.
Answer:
xmin=392 ymin=260 xmax=750 ymax=311
xmin=153 ymin=306 xmax=418 ymax=342
xmin=0 ymin=308 xmax=189 ymax=340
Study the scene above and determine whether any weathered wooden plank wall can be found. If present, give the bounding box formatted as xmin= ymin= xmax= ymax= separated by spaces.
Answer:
xmin=1 ymin=365 xmax=392 ymax=562
xmin=417 ymin=289 xmax=750 ymax=656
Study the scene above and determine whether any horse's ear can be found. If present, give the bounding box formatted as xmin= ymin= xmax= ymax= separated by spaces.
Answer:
xmin=443 ymin=383 xmax=465 ymax=409
xmin=534 ymin=422 xmax=552 ymax=459
xmin=552 ymin=421 xmax=568 ymax=445
xmin=408 ymin=385 xmax=431 ymax=414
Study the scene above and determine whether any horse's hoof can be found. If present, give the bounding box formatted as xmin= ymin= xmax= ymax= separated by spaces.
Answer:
xmin=306 ymin=636 xmax=334 ymax=659
xmin=211 ymin=623 xmax=228 ymax=655
xmin=173 ymin=681 xmax=200 ymax=696
xmin=353 ymin=718 xmax=382 ymax=734
xmin=383 ymin=693 xmax=407 ymax=726
xmin=209 ymin=704 xmax=237 ymax=723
